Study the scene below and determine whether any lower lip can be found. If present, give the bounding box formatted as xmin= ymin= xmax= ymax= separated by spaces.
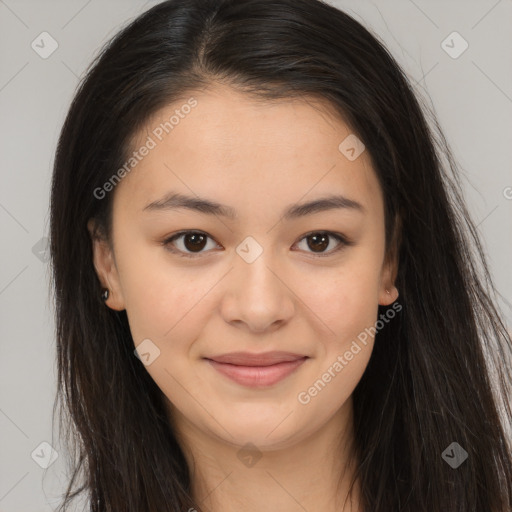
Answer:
xmin=205 ymin=357 xmax=308 ymax=388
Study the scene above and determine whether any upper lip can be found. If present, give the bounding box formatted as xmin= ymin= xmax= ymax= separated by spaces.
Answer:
xmin=205 ymin=351 xmax=308 ymax=367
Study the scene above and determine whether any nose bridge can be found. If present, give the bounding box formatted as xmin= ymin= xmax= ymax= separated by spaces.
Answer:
xmin=234 ymin=234 xmax=282 ymax=298
xmin=221 ymin=234 xmax=295 ymax=331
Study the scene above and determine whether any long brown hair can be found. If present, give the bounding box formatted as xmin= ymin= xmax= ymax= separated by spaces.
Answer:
xmin=49 ymin=0 xmax=512 ymax=510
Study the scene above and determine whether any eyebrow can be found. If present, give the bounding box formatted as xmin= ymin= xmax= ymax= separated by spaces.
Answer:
xmin=143 ymin=192 xmax=365 ymax=220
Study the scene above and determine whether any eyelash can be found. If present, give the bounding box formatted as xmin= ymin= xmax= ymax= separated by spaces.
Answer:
xmin=161 ymin=230 xmax=353 ymax=259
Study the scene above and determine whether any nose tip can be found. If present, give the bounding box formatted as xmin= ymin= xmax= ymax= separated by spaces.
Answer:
xmin=220 ymin=254 xmax=295 ymax=333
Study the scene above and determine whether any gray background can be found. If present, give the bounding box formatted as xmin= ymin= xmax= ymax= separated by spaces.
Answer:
xmin=1 ymin=0 xmax=511 ymax=510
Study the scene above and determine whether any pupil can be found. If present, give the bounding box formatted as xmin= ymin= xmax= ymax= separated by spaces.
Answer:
xmin=184 ymin=233 xmax=206 ymax=252
xmin=309 ymin=234 xmax=328 ymax=252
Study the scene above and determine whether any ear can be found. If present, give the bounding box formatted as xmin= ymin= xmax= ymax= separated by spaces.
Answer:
xmin=87 ymin=219 xmax=126 ymax=311
xmin=378 ymin=212 xmax=401 ymax=306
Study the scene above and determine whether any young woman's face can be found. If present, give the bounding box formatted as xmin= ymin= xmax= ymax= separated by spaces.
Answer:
xmin=90 ymin=84 xmax=397 ymax=451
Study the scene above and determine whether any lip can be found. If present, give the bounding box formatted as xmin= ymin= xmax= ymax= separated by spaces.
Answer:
xmin=206 ymin=351 xmax=307 ymax=366
xmin=204 ymin=351 xmax=308 ymax=388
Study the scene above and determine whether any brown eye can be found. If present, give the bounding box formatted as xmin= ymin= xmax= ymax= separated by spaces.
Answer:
xmin=181 ymin=232 xmax=207 ymax=252
xmin=295 ymin=231 xmax=349 ymax=256
xmin=306 ymin=233 xmax=329 ymax=252
xmin=163 ymin=231 xmax=219 ymax=257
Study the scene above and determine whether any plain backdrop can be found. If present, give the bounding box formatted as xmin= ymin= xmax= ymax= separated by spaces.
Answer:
xmin=1 ymin=1 xmax=511 ymax=510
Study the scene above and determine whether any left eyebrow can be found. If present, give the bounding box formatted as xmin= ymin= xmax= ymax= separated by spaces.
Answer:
xmin=143 ymin=192 xmax=366 ymax=220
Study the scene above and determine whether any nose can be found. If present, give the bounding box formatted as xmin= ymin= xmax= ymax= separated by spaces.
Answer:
xmin=219 ymin=247 xmax=296 ymax=334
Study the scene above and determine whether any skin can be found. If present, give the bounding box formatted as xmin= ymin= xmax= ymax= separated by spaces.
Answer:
xmin=89 ymin=83 xmax=399 ymax=512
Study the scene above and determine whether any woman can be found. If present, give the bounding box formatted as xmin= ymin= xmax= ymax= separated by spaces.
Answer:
xmin=49 ymin=0 xmax=512 ymax=510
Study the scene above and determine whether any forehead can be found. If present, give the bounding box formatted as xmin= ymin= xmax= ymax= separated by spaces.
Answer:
xmin=113 ymin=84 xmax=381 ymax=220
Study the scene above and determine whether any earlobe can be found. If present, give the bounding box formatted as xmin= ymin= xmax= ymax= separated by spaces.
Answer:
xmin=379 ymin=284 xmax=399 ymax=306
xmin=87 ymin=219 xmax=126 ymax=311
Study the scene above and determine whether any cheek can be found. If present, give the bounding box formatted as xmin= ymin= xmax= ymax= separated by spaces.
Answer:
xmin=115 ymin=240 xmax=214 ymax=346
xmin=294 ymin=268 xmax=379 ymax=418
xmin=300 ymin=258 xmax=382 ymax=347
xmin=120 ymin=257 xmax=214 ymax=400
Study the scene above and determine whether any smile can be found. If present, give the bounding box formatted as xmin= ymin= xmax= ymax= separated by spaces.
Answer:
xmin=204 ymin=357 xmax=308 ymax=388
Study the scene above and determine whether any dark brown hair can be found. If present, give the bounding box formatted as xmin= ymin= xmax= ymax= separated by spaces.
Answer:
xmin=49 ymin=0 xmax=512 ymax=510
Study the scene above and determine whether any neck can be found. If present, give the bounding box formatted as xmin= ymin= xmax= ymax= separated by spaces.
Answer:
xmin=168 ymin=397 xmax=363 ymax=512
